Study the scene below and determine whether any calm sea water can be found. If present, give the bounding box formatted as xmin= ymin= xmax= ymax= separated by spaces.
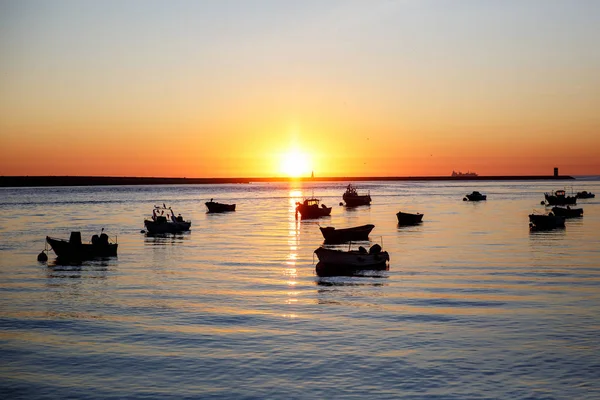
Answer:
xmin=1 ymin=179 xmax=600 ymax=399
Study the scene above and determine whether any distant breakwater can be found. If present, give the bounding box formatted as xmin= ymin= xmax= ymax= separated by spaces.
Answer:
xmin=0 ymin=175 xmax=575 ymax=187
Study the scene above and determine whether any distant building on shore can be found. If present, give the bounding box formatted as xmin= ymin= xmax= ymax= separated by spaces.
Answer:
xmin=451 ymin=170 xmax=478 ymax=177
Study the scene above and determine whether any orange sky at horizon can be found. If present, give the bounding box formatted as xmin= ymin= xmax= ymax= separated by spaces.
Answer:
xmin=1 ymin=1 xmax=599 ymax=178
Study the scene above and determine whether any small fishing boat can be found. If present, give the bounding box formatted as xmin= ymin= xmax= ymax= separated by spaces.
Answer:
xmin=205 ymin=200 xmax=236 ymax=213
xmin=319 ymin=224 xmax=374 ymax=244
xmin=544 ymin=190 xmax=576 ymax=206
xmin=529 ymin=213 xmax=566 ymax=230
xmin=396 ymin=211 xmax=424 ymax=225
xmin=342 ymin=184 xmax=371 ymax=206
xmin=295 ymin=197 xmax=332 ymax=219
xmin=45 ymin=230 xmax=118 ymax=261
xmin=464 ymin=191 xmax=487 ymax=201
xmin=576 ymin=190 xmax=595 ymax=199
xmin=314 ymin=244 xmax=390 ymax=276
xmin=144 ymin=204 xmax=191 ymax=234
xmin=551 ymin=206 xmax=583 ymax=218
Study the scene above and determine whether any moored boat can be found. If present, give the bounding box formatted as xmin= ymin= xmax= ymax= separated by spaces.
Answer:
xmin=396 ymin=211 xmax=424 ymax=225
xmin=144 ymin=204 xmax=191 ymax=234
xmin=319 ymin=224 xmax=374 ymax=244
xmin=205 ymin=200 xmax=236 ymax=213
xmin=544 ymin=190 xmax=576 ymax=206
xmin=46 ymin=230 xmax=118 ymax=261
xmin=529 ymin=213 xmax=566 ymax=230
xmin=315 ymin=244 xmax=389 ymax=268
xmin=464 ymin=191 xmax=487 ymax=201
xmin=551 ymin=206 xmax=583 ymax=218
xmin=576 ymin=190 xmax=595 ymax=199
xmin=295 ymin=197 xmax=331 ymax=219
xmin=314 ymin=244 xmax=390 ymax=276
xmin=342 ymin=184 xmax=371 ymax=206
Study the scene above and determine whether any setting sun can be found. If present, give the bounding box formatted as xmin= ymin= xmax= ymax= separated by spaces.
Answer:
xmin=279 ymin=150 xmax=312 ymax=178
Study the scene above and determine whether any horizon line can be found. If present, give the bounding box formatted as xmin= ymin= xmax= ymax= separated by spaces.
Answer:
xmin=0 ymin=174 xmax=578 ymax=188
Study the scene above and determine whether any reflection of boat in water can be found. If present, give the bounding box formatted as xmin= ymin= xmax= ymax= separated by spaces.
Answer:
xmin=396 ymin=211 xmax=424 ymax=225
xmin=529 ymin=213 xmax=566 ymax=230
xmin=205 ymin=200 xmax=236 ymax=213
xmin=319 ymin=224 xmax=374 ymax=244
xmin=315 ymin=262 xmax=389 ymax=277
xmin=295 ymin=197 xmax=331 ymax=219
xmin=544 ymin=190 xmax=576 ymax=206
xmin=46 ymin=231 xmax=118 ymax=261
xmin=464 ymin=191 xmax=487 ymax=201
xmin=314 ymin=244 xmax=389 ymax=277
xmin=576 ymin=190 xmax=595 ymax=199
xmin=551 ymin=206 xmax=583 ymax=218
xmin=342 ymin=184 xmax=371 ymax=206
xmin=144 ymin=204 xmax=191 ymax=234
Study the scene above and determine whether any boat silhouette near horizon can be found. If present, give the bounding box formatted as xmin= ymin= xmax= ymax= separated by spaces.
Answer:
xmin=44 ymin=230 xmax=118 ymax=261
xmin=144 ymin=204 xmax=191 ymax=234
xmin=342 ymin=183 xmax=371 ymax=207
xmin=295 ymin=197 xmax=332 ymax=220
xmin=205 ymin=200 xmax=236 ymax=213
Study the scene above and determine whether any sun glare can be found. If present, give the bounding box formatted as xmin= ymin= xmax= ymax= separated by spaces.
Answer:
xmin=280 ymin=150 xmax=311 ymax=178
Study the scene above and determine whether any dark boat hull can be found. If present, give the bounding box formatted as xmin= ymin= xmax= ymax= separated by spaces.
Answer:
xmin=576 ymin=191 xmax=595 ymax=199
xmin=296 ymin=205 xmax=332 ymax=219
xmin=529 ymin=214 xmax=565 ymax=230
xmin=465 ymin=193 xmax=487 ymax=201
xmin=205 ymin=202 xmax=236 ymax=213
xmin=551 ymin=207 xmax=583 ymax=218
xmin=314 ymin=247 xmax=389 ymax=276
xmin=46 ymin=236 xmax=118 ymax=260
xmin=144 ymin=219 xmax=191 ymax=234
xmin=319 ymin=224 xmax=374 ymax=243
xmin=396 ymin=212 xmax=424 ymax=225
xmin=544 ymin=194 xmax=577 ymax=205
xmin=342 ymin=194 xmax=371 ymax=207
xmin=314 ymin=247 xmax=389 ymax=267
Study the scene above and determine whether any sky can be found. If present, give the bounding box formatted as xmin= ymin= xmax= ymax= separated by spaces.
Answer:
xmin=1 ymin=0 xmax=599 ymax=177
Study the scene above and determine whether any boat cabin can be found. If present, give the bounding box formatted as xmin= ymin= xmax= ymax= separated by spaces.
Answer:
xmin=303 ymin=198 xmax=320 ymax=207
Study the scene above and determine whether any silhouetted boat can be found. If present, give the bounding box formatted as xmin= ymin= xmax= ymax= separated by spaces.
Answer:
xmin=205 ymin=201 xmax=236 ymax=213
xmin=144 ymin=204 xmax=191 ymax=234
xmin=319 ymin=224 xmax=374 ymax=243
xmin=575 ymin=190 xmax=595 ymax=199
xmin=314 ymin=244 xmax=389 ymax=274
xmin=464 ymin=191 xmax=487 ymax=201
xmin=544 ymin=190 xmax=576 ymax=205
xmin=551 ymin=206 xmax=583 ymax=218
xmin=46 ymin=231 xmax=118 ymax=261
xmin=295 ymin=197 xmax=331 ymax=219
xmin=529 ymin=213 xmax=565 ymax=230
xmin=396 ymin=211 xmax=424 ymax=225
xmin=342 ymin=184 xmax=371 ymax=206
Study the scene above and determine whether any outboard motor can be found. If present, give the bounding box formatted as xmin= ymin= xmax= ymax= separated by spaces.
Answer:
xmin=69 ymin=232 xmax=82 ymax=245
xmin=369 ymin=244 xmax=382 ymax=254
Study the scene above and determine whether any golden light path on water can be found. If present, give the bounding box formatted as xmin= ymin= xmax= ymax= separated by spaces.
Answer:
xmin=1 ymin=179 xmax=600 ymax=399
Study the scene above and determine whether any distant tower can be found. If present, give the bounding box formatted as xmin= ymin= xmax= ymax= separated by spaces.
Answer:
xmin=554 ymin=167 xmax=559 ymax=177
xmin=311 ymin=170 xmax=314 ymax=179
